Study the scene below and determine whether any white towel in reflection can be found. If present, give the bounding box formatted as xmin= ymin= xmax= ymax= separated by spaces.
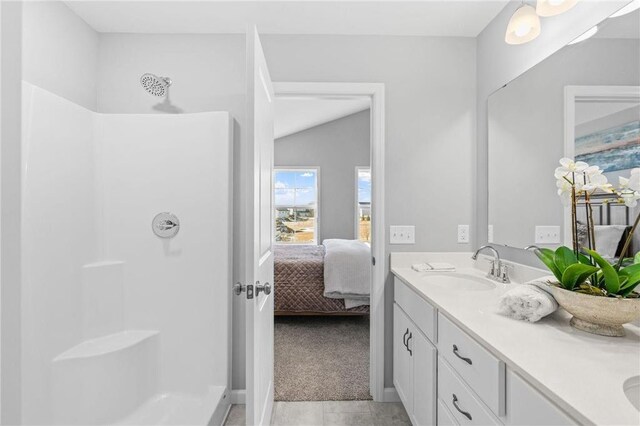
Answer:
xmin=497 ymin=278 xmax=558 ymax=323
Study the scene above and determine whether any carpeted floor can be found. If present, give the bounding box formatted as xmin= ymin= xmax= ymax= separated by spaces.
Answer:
xmin=274 ymin=316 xmax=372 ymax=401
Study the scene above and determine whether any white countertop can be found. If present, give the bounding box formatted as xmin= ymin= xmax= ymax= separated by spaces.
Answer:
xmin=390 ymin=252 xmax=640 ymax=426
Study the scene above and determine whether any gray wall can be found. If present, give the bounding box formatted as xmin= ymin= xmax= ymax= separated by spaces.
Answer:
xmin=576 ymin=105 xmax=640 ymax=138
xmin=20 ymin=21 xmax=478 ymax=391
xmin=476 ymin=0 xmax=629 ymax=266
xmin=22 ymin=1 xmax=99 ymax=110
xmin=262 ymin=34 xmax=476 ymax=389
xmin=275 ymin=110 xmax=371 ymax=241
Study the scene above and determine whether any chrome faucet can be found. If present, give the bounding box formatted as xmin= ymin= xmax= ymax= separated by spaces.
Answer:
xmin=471 ymin=245 xmax=510 ymax=283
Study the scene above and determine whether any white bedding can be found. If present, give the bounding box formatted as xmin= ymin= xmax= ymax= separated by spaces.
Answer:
xmin=322 ymin=239 xmax=371 ymax=308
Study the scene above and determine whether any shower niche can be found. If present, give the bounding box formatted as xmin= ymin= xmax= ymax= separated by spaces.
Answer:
xmin=21 ymin=82 xmax=233 ymax=425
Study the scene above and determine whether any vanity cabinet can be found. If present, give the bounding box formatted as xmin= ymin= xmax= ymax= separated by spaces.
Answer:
xmin=504 ymin=370 xmax=574 ymax=426
xmin=393 ymin=276 xmax=576 ymax=426
xmin=393 ymin=304 xmax=437 ymax=426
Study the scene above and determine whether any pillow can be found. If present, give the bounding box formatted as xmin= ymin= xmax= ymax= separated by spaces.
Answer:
xmin=594 ymin=225 xmax=628 ymax=259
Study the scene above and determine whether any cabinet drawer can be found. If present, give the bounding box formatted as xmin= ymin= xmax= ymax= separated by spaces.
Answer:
xmin=438 ymin=357 xmax=501 ymax=426
xmin=438 ymin=399 xmax=459 ymax=426
xmin=394 ymin=277 xmax=436 ymax=342
xmin=438 ymin=313 xmax=505 ymax=416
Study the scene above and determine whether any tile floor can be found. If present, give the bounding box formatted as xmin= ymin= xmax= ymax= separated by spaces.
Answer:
xmin=224 ymin=401 xmax=411 ymax=426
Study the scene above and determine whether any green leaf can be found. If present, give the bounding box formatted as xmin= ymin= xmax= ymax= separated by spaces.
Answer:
xmin=554 ymin=246 xmax=578 ymax=273
xmin=585 ymin=249 xmax=620 ymax=294
xmin=577 ymin=251 xmax=594 ymax=266
xmin=620 ymin=272 xmax=640 ymax=291
xmin=560 ymin=263 xmax=600 ymax=291
xmin=620 ymin=263 xmax=640 ymax=278
xmin=535 ymin=248 xmax=562 ymax=282
xmin=635 ymin=251 xmax=640 ymax=264
xmin=620 ymin=283 xmax=640 ymax=297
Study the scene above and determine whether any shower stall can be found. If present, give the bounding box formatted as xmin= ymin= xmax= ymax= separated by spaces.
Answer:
xmin=20 ymin=82 xmax=233 ymax=424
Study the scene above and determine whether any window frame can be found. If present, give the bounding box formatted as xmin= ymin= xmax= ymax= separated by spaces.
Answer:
xmin=274 ymin=166 xmax=321 ymax=245
xmin=355 ymin=166 xmax=372 ymax=242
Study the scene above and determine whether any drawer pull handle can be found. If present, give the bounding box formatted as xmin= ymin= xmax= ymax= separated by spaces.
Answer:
xmin=453 ymin=344 xmax=472 ymax=365
xmin=403 ymin=328 xmax=409 ymax=348
xmin=406 ymin=332 xmax=412 ymax=356
xmin=452 ymin=394 xmax=472 ymax=421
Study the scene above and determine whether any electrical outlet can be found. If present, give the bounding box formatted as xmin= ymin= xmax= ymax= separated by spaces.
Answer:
xmin=535 ymin=226 xmax=561 ymax=244
xmin=488 ymin=225 xmax=494 ymax=243
xmin=458 ymin=225 xmax=470 ymax=243
xmin=390 ymin=226 xmax=415 ymax=244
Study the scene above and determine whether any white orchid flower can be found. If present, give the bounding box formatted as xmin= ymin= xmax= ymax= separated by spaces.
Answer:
xmin=583 ymin=172 xmax=614 ymax=193
xmin=556 ymin=178 xmax=574 ymax=205
xmin=556 ymin=157 xmax=589 ymax=176
xmin=620 ymin=189 xmax=640 ymax=208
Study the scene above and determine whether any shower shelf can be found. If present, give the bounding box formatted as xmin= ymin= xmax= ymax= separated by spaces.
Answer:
xmin=53 ymin=330 xmax=159 ymax=362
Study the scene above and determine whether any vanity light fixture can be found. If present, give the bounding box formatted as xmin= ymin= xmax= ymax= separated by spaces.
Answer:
xmin=505 ymin=3 xmax=541 ymax=45
xmin=609 ymin=0 xmax=640 ymax=18
xmin=568 ymin=25 xmax=598 ymax=45
xmin=536 ymin=0 xmax=579 ymax=17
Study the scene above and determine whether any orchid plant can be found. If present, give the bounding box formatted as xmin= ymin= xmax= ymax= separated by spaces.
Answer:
xmin=534 ymin=159 xmax=640 ymax=298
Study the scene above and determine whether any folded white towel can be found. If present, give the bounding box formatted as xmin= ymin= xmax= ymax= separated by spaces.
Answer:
xmin=411 ymin=262 xmax=456 ymax=272
xmin=497 ymin=277 xmax=558 ymax=323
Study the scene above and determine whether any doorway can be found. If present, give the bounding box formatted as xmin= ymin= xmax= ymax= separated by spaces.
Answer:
xmin=271 ymin=82 xmax=386 ymax=403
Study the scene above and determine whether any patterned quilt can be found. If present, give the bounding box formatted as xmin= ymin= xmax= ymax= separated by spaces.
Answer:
xmin=274 ymin=245 xmax=369 ymax=314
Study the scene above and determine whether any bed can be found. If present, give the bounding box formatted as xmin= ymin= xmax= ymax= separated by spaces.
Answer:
xmin=274 ymin=242 xmax=370 ymax=315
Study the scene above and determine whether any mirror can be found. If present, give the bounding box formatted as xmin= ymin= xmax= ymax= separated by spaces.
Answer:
xmin=488 ymin=4 xmax=640 ymax=257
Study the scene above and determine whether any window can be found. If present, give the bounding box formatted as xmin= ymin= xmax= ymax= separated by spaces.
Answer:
xmin=274 ymin=168 xmax=319 ymax=244
xmin=356 ymin=167 xmax=371 ymax=242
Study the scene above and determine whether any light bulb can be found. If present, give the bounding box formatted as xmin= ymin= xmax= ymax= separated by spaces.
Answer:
xmin=505 ymin=4 xmax=541 ymax=45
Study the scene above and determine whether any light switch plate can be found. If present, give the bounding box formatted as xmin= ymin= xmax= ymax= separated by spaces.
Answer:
xmin=458 ymin=225 xmax=470 ymax=243
xmin=535 ymin=226 xmax=561 ymax=244
xmin=390 ymin=226 xmax=415 ymax=244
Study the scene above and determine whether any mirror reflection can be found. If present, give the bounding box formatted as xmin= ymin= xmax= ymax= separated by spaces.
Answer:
xmin=488 ymin=6 xmax=640 ymax=258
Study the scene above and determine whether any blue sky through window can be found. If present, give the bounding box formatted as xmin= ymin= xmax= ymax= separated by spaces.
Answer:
xmin=358 ymin=168 xmax=371 ymax=203
xmin=275 ymin=169 xmax=318 ymax=206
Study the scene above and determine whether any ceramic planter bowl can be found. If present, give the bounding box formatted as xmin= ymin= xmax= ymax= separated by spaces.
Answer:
xmin=547 ymin=285 xmax=640 ymax=337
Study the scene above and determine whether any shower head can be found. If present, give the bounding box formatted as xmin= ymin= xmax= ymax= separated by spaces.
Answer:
xmin=140 ymin=73 xmax=172 ymax=97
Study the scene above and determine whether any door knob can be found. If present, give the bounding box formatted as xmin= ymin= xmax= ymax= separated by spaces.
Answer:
xmin=233 ymin=282 xmax=246 ymax=296
xmin=256 ymin=281 xmax=271 ymax=296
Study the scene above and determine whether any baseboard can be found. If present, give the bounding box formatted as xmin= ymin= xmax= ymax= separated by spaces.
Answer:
xmin=231 ymin=389 xmax=246 ymax=405
xmin=382 ymin=387 xmax=400 ymax=403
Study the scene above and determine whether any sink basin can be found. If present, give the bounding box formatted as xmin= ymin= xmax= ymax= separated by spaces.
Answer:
xmin=624 ymin=376 xmax=640 ymax=412
xmin=421 ymin=273 xmax=496 ymax=291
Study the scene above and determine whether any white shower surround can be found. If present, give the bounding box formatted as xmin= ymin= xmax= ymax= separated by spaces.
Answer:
xmin=21 ymin=82 xmax=232 ymax=425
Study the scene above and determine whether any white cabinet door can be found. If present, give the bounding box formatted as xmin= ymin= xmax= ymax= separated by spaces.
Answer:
xmin=412 ymin=330 xmax=437 ymax=425
xmin=505 ymin=370 xmax=575 ymax=426
xmin=393 ymin=303 xmax=413 ymax=415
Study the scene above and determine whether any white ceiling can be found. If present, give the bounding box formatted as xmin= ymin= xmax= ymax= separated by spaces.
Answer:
xmin=65 ymin=0 xmax=509 ymax=37
xmin=275 ymin=97 xmax=370 ymax=139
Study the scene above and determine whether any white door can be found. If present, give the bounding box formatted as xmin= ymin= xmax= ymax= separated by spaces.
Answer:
xmin=245 ymin=26 xmax=275 ymax=426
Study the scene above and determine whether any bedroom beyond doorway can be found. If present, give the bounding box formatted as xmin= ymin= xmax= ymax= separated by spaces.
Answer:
xmin=271 ymin=90 xmax=374 ymax=402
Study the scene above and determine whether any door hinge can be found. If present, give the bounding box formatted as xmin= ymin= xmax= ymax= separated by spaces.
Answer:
xmin=372 ymin=256 xmax=376 ymax=266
